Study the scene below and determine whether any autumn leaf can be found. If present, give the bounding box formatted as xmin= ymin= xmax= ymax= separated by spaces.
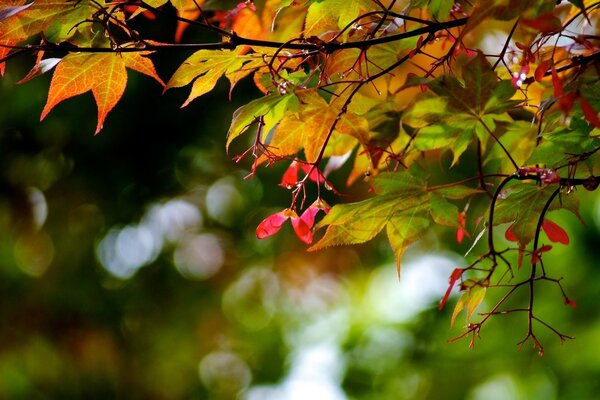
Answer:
xmin=451 ymin=284 xmax=486 ymax=327
xmin=165 ymin=48 xmax=269 ymax=107
xmin=266 ymin=90 xmax=339 ymax=163
xmin=0 ymin=1 xmax=33 ymax=22
xmin=0 ymin=40 xmax=15 ymax=75
xmin=0 ymin=0 xmax=111 ymax=74
xmin=461 ymin=0 xmax=539 ymax=36
xmin=0 ymin=0 xmax=119 ymax=44
xmin=174 ymin=0 xmax=204 ymax=43
xmin=309 ymin=171 xmax=429 ymax=268
xmin=304 ymin=0 xmax=374 ymax=37
xmin=428 ymin=192 xmax=459 ymax=227
xmin=526 ymin=123 xmax=600 ymax=170
xmin=17 ymin=56 xmax=61 ymax=84
xmin=41 ymin=52 xmax=164 ymax=134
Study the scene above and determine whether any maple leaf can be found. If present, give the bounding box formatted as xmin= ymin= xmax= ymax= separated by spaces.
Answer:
xmin=41 ymin=52 xmax=164 ymax=134
xmin=403 ymin=54 xmax=520 ymax=165
xmin=304 ymin=0 xmax=374 ymax=37
xmin=461 ymin=0 xmax=544 ymax=36
xmin=263 ymin=89 xmax=371 ymax=163
xmin=0 ymin=40 xmax=16 ymax=75
xmin=226 ymin=93 xmax=299 ymax=151
xmin=410 ymin=0 xmax=454 ymax=20
xmin=494 ymin=183 xmax=579 ymax=246
xmin=266 ymin=90 xmax=339 ymax=163
xmin=174 ymin=0 xmax=205 ymax=43
xmin=526 ymin=125 xmax=600 ymax=172
xmin=451 ymin=284 xmax=486 ymax=327
xmin=310 ymin=169 xmax=480 ymax=274
xmin=0 ymin=0 xmax=110 ymax=73
xmin=0 ymin=2 xmax=31 ymax=74
xmin=0 ymin=0 xmax=111 ymax=43
xmin=166 ymin=48 xmax=269 ymax=107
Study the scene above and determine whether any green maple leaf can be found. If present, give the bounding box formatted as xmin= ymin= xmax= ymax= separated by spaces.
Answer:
xmin=226 ymin=93 xmax=299 ymax=151
xmin=310 ymin=169 xmax=481 ymax=273
xmin=410 ymin=0 xmax=454 ymax=20
xmin=493 ymin=182 xmax=579 ymax=245
xmin=166 ymin=48 xmax=269 ymax=107
xmin=305 ymin=0 xmax=374 ymax=36
xmin=403 ymin=53 xmax=520 ymax=165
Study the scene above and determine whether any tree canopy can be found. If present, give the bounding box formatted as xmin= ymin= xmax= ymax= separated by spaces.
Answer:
xmin=2 ymin=0 xmax=600 ymax=362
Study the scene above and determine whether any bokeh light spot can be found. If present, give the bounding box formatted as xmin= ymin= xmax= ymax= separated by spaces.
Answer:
xmin=174 ymin=233 xmax=224 ymax=280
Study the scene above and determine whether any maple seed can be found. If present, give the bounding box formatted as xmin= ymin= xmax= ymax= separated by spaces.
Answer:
xmin=255 ymin=202 xmax=328 ymax=245
xmin=506 ymin=219 xmax=570 ymax=246
xmin=565 ymin=298 xmax=577 ymax=308
xmin=504 ymin=223 xmax=518 ymax=242
xmin=541 ymin=219 xmax=569 ymax=245
xmin=531 ymin=245 xmax=553 ymax=265
xmin=256 ymin=210 xmax=290 ymax=239
xmin=439 ymin=268 xmax=463 ymax=310
xmin=456 ymin=212 xmax=468 ymax=244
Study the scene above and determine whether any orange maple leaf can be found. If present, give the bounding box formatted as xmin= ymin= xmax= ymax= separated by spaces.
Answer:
xmin=40 ymin=52 xmax=164 ymax=134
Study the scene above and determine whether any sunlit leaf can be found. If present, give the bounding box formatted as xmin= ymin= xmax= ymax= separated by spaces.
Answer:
xmin=267 ymin=90 xmax=339 ymax=163
xmin=428 ymin=192 xmax=459 ymax=227
xmin=404 ymin=54 xmax=518 ymax=165
xmin=304 ymin=0 xmax=374 ymax=36
xmin=312 ymin=169 xmax=480 ymax=273
xmin=451 ymin=285 xmax=486 ymax=327
xmin=226 ymin=93 xmax=298 ymax=151
xmin=166 ymin=48 xmax=268 ymax=107
xmin=0 ymin=0 xmax=99 ymax=42
xmin=40 ymin=52 xmax=164 ymax=134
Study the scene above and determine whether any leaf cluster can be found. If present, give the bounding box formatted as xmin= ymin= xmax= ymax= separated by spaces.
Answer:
xmin=2 ymin=0 xmax=600 ymax=352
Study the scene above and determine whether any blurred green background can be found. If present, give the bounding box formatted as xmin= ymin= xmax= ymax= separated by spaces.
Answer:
xmin=2 ymin=18 xmax=600 ymax=400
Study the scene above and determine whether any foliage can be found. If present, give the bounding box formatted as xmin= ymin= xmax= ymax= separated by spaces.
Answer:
xmin=2 ymin=0 xmax=600 ymax=356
